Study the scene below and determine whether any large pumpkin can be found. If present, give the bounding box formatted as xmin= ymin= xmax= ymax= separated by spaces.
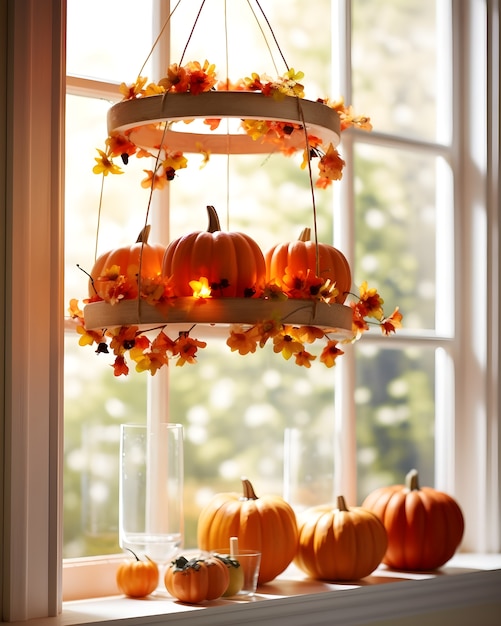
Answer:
xmin=362 ymin=469 xmax=465 ymax=571
xmin=294 ymin=496 xmax=387 ymax=581
xmin=89 ymin=225 xmax=166 ymax=300
xmin=162 ymin=205 xmax=266 ymax=298
xmin=197 ymin=478 xmax=298 ymax=584
xmin=265 ymin=227 xmax=351 ymax=303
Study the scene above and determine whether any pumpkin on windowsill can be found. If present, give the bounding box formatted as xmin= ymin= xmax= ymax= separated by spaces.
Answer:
xmin=164 ymin=554 xmax=230 ymax=604
xmin=162 ymin=205 xmax=266 ymax=298
xmin=294 ymin=495 xmax=388 ymax=581
xmin=116 ymin=550 xmax=159 ymax=598
xmin=197 ymin=477 xmax=298 ymax=584
xmin=362 ymin=468 xmax=465 ymax=571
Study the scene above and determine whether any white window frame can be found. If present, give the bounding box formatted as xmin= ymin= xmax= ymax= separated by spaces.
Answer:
xmin=1 ymin=0 xmax=499 ymax=621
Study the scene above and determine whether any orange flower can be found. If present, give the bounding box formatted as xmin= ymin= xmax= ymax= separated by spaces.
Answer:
xmin=317 ymin=143 xmax=345 ymax=184
xmin=172 ymin=332 xmax=207 ymax=366
xmin=319 ymin=340 xmax=344 ymax=367
xmin=227 ymin=326 xmax=259 ymax=355
xmin=159 ymin=63 xmax=189 ymax=92
xmin=119 ymin=76 xmax=148 ymax=100
xmin=254 ymin=319 xmax=282 ymax=347
xmin=282 ymin=268 xmax=324 ymax=299
xmin=185 ymin=60 xmax=217 ymax=94
xmin=68 ymin=298 xmax=83 ymax=320
xmin=141 ymin=169 xmax=168 ymax=190
xmin=381 ymin=307 xmax=403 ymax=335
xmin=112 ymin=355 xmax=129 ymax=377
xmin=204 ymin=118 xmax=221 ymax=131
xmin=294 ymin=325 xmax=325 ymax=343
xmin=294 ymin=350 xmax=316 ymax=367
xmin=109 ymin=326 xmax=140 ymax=356
xmin=105 ymin=133 xmax=137 ymax=159
xmin=351 ymin=304 xmax=370 ymax=336
xmin=357 ymin=280 xmax=385 ymax=320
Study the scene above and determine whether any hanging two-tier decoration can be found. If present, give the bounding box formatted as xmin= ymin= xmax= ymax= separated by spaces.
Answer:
xmin=69 ymin=1 xmax=402 ymax=376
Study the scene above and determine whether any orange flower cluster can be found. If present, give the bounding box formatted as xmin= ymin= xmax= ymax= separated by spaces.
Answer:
xmin=69 ymin=269 xmax=401 ymax=376
xmin=92 ymin=62 xmax=372 ymax=189
xmin=69 ymin=299 xmax=207 ymax=376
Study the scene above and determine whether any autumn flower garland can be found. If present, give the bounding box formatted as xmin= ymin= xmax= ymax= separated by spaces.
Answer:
xmin=69 ymin=276 xmax=402 ymax=376
xmin=92 ymin=60 xmax=373 ymax=189
xmin=71 ymin=61 xmax=401 ymax=376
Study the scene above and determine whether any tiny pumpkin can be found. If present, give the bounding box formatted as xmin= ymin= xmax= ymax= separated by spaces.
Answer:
xmin=164 ymin=555 xmax=230 ymax=604
xmin=89 ymin=225 xmax=166 ymax=301
xmin=294 ymin=495 xmax=388 ymax=581
xmin=162 ymin=205 xmax=266 ymax=298
xmin=265 ymin=227 xmax=351 ymax=303
xmin=362 ymin=469 xmax=465 ymax=571
xmin=116 ymin=550 xmax=159 ymax=598
xmin=197 ymin=477 xmax=298 ymax=584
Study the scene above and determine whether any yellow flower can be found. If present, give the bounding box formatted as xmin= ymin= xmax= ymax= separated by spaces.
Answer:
xmin=119 ymin=76 xmax=148 ymax=100
xmin=92 ymin=149 xmax=123 ymax=176
xmin=273 ymin=326 xmax=304 ymax=359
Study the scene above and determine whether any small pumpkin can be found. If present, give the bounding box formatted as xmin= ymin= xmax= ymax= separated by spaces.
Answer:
xmin=116 ymin=550 xmax=159 ymax=598
xmin=197 ymin=477 xmax=298 ymax=584
xmin=162 ymin=205 xmax=266 ymax=298
xmin=294 ymin=496 xmax=387 ymax=581
xmin=164 ymin=555 xmax=230 ymax=604
xmin=265 ymin=227 xmax=351 ymax=303
xmin=89 ymin=225 xmax=166 ymax=300
xmin=213 ymin=554 xmax=245 ymax=597
xmin=362 ymin=469 xmax=465 ymax=571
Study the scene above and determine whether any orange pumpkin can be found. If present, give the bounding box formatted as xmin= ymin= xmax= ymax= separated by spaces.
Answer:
xmin=164 ymin=555 xmax=230 ymax=604
xmin=265 ymin=227 xmax=351 ymax=303
xmin=294 ymin=495 xmax=387 ymax=581
xmin=116 ymin=550 xmax=159 ymax=598
xmin=90 ymin=225 xmax=166 ymax=300
xmin=162 ymin=205 xmax=266 ymax=298
xmin=197 ymin=478 xmax=298 ymax=584
xmin=362 ymin=469 xmax=465 ymax=571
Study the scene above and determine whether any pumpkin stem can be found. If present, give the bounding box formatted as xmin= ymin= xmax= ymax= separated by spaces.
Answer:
xmin=298 ymin=227 xmax=311 ymax=242
xmin=126 ymin=548 xmax=141 ymax=561
xmin=336 ymin=495 xmax=349 ymax=512
xmin=241 ymin=476 xmax=258 ymax=500
xmin=206 ymin=205 xmax=221 ymax=233
xmin=405 ymin=468 xmax=420 ymax=491
xmin=136 ymin=224 xmax=151 ymax=244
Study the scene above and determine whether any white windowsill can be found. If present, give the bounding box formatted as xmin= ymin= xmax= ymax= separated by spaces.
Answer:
xmin=9 ymin=554 xmax=500 ymax=626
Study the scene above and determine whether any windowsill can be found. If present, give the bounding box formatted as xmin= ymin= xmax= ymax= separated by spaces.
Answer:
xmin=14 ymin=554 xmax=501 ymax=626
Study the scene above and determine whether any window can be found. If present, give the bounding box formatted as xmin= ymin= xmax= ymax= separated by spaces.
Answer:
xmin=1 ymin=0 xmax=499 ymax=621
xmin=64 ymin=0 xmax=455 ymax=560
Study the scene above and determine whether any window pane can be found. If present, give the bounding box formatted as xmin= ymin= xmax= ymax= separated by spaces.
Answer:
xmin=64 ymin=93 xmax=151 ymax=557
xmin=64 ymin=337 xmax=146 ymax=558
xmin=66 ymin=0 xmax=154 ymax=82
xmin=169 ymin=339 xmax=338 ymax=542
xmin=356 ymin=345 xmax=435 ymax=500
xmin=351 ymin=0 xmax=448 ymax=142
xmin=354 ymin=143 xmax=452 ymax=332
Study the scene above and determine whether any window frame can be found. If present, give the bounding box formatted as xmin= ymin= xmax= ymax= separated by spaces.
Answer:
xmin=1 ymin=0 xmax=499 ymax=621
